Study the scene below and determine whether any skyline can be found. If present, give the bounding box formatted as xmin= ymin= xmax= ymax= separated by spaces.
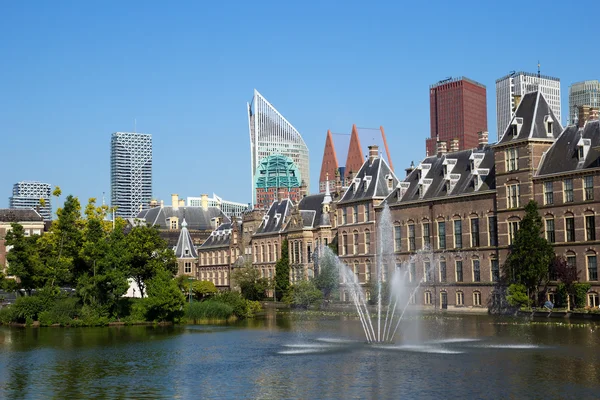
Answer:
xmin=2 ymin=1 xmax=599 ymax=213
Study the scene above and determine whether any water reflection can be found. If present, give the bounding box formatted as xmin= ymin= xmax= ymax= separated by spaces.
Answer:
xmin=0 ymin=314 xmax=599 ymax=399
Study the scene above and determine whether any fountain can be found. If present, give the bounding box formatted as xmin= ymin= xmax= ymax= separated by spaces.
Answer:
xmin=317 ymin=203 xmax=433 ymax=344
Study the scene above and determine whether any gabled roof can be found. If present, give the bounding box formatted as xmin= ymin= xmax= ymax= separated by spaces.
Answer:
xmin=0 ymin=208 xmax=44 ymax=222
xmin=498 ymin=91 xmax=562 ymax=144
xmin=136 ymin=206 xmax=228 ymax=231
xmin=255 ymin=199 xmax=292 ymax=235
xmin=339 ymin=155 xmax=399 ymax=204
xmin=200 ymin=222 xmax=235 ymax=249
xmin=173 ymin=219 xmax=198 ymax=259
xmin=537 ymin=120 xmax=600 ymax=176
xmin=297 ymin=193 xmax=330 ymax=228
xmin=385 ymin=145 xmax=496 ymax=205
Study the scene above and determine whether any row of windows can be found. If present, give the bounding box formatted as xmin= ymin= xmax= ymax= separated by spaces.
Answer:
xmin=199 ymin=269 xmax=229 ymax=286
xmin=340 ymin=230 xmax=371 ymax=255
xmin=545 ymin=215 xmax=596 ymax=243
xmin=253 ymin=243 xmax=279 ymax=263
xmin=343 ymin=290 xmax=484 ymax=307
xmin=200 ymin=250 xmax=238 ymax=266
xmin=544 ymin=177 xmax=594 ymax=205
xmin=339 ymin=204 xmax=371 ymax=225
xmin=289 ymin=240 xmax=313 ymax=264
xmin=392 ymin=217 xmax=498 ymax=252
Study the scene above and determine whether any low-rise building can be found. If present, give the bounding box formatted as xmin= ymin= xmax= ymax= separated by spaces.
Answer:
xmin=197 ymin=220 xmax=242 ymax=289
xmin=0 ymin=209 xmax=45 ymax=274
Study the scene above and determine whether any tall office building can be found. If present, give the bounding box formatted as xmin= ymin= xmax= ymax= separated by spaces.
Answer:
xmin=110 ymin=132 xmax=152 ymax=218
xmin=425 ymin=77 xmax=488 ymax=156
xmin=568 ymin=80 xmax=600 ymax=125
xmin=248 ymin=89 xmax=309 ymax=207
xmin=9 ymin=181 xmax=52 ymax=221
xmin=496 ymin=70 xmax=561 ymax=138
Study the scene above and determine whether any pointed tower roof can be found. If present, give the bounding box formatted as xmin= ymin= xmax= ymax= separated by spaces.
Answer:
xmin=174 ymin=218 xmax=198 ymax=259
xmin=322 ymin=174 xmax=332 ymax=205
xmin=318 ymin=130 xmax=340 ymax=191
xmin=345 ymin=124 xmax=365 ymax=178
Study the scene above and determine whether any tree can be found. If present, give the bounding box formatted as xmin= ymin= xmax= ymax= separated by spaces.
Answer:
xmin=504 ymin=201 xmax=555 ymax=304
xmin=192 ymin=280 xmax=218 ymax=300
xmin=274 ymin=240 xmax=290 ymax=301
xmin=506 ymin=283 xmax=530 ymax=308
xmin=283 ymin=280 xmax=323 ymax=309
xmin=313 ymin=247 xmax=339 ymax=300
xmin=231 ymin=266 xmax=268 ymax=301
xmin=144 ymin=268 xmax=185 ymax=322
xmin=125 ymin=225 xmax=177 ymax=297
xmin=4 ymin=223 xmax=44 ymax=294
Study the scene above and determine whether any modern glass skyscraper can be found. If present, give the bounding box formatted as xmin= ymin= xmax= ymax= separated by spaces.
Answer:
xmin=110 ymin=132 xmax=152 ymax=218
xmin=9 ymin=181 xmax=52 ymax=221
xmin=568 ymin=80 xmax=600 ymax=125
xmin=247 ymin=89 xmax=309 ymax=206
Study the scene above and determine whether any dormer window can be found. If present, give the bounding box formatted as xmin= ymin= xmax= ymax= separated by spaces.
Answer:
xmin=579 ymin=146 xmax=584 ymax=159
xmin=385 ymin=174 xmax=394 ymax=191
xmin=511 ymin=117 xmax=523 ymax=138
xmin=577 ymin=138 xmax=591 ymax=162
xmin=418 ymin=184 xmax=424 ymax=198
xmin=470 ymin=159 xmax=475 ymax=171
xmin=353 ymin=178 xmax=361 ymax=193
xmin=363 ymin=176 xmax=372 ymax=192
xmin=185 ymin=249 xmax=190 ymax=256
xmin=274 ymin=213 xmax=281 ymax=226
xmin=443 ymin=165 xmax=448 ymax=176
xmin=544 ymin=115 xmax=554 ymax=137
xmin=445 ymin=181 xmax=451 ymax=193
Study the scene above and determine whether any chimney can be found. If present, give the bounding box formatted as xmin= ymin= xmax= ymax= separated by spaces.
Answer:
xmin=160 ymin=199 xmax=164 ymax=208
xmin=300 ymin=180 xmax=308 ymax=198
xmin=171 ymin=194 xmax=179 ymax=211
xmin=405 ymin=161 xmax=415 ymax=177
xmin=478 ymin=131 xmax=489 ymax=149
xmin=437 ymin=141 xmax=447 ymax=156
xmin=277 ymin=187 xmax=286 ymax=202
xmin=513 ymin=94 xmax=522 ymax=112
xmin=449 ymin=138 xmax=460 ymax=153
xmin=368 ymin=145 xmax=379 ymax=163
xmin=178 ymin=199 xmax=185 ymax=208
xmin=579 ymin=105 xmax=599 ymax=128
xmin=201 ymin=194 xmax=208 ymax=211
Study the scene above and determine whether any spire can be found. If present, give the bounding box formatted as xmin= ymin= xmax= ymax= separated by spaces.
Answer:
xmin=322 ymin=173 xmax=332 ymax=205
xmin=181 ymin=218 xmax=188 ymax=229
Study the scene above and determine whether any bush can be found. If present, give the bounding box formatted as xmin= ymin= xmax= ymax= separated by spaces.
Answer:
xmin=0 ymin=306 xmax=17 ymax=324
xmin=573 ymin=283 xmax=591 ymax=308
xmin=13 ymin=296 xmax=45 ymax=322
xmin=283 ymin=281 xmax=323 ymax=309
xmin=506 ymin=284 xmax=530 ymax=308
xmin=185 ymin=301 xmax=234 ymax=322
xmin=214 ymin=291 xmax=262 ymax=318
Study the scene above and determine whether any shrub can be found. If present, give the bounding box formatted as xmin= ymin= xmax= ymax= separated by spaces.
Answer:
xmin=13 ymin=296 xmax=44 ymax=322
xmin=185 ymin=301 xmax=234 ymax=322
xmin=0 ymin=306 xmax=17 ymax=324
xmin=283 ymin=281 xmax=323 ymax=309
xmin=573 ymin=283 xmax=591 ymax=309
xmin=214 ymin=291 xmax=262 ymax=318
xmin=506 ymin=284 xmax=530 ymax=308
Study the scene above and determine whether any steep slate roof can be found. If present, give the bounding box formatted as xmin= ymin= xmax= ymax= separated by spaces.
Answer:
xmin=498 ymin=91 xmax=563 ymax=144
xmin=255 ymin=199 xmax=292 ymax=235
xmin=173 ymin=219 xmax=198 ymax=258
xmin=0 ymin=209 xmax=44 ymax=222
xmin=339 ymin=156 xmax=399 ymax=204
xmin=385 ymin=145 xmax=496 ymax=204
xmin=297 ymin=193 xmax=330 ymax=228
xmin=537 ymin=120 xmax=600 ymax=176
xmin=200 ymin=222 xmax=235 ymax=249
xmin=136 ymin=206 xmax=228 ymax=231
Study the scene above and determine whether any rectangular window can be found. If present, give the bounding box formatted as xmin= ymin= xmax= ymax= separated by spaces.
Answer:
xmin=508 ymin=184 xmax=520 ymax=208
xmin=564 ymin=179 xmax=574 ymax=203
xmin=423 ymin=223 xmax=431 ymax=249
xmin=438 ymin=222 xmax=446 ymax=249
xmin=456 ymin=291 xmax=464 ymax=306
xmin=408 ymin=224 xmax=416 ymax=251
xmin=454 ymin=220 xmax=462 ymax=249
xmin=353 ymin=232 xmax=359 ymax=255
xmin=364 ymin=205 xmax=370 ymax=221
xmin=588 ymin=255 xmax=598 ymax=281
xmin=342 ymin=235 xmax=348 ymax=255
xmin=488 ymin=216 xmax=497 ymax=246
xmin=365 ymin=231 xmax=371 ymax=253
xmin=566 ymin=217 xmax=575 ymax=242
xmin=586 ymin=215 xmax=596 ymax=241
xmin=184 ymin=262 xmax=192 ymax=274
xmin=307 ymin=244 xmax=312 ymax=263
xmin=409 ymin=263 xmax=416 ymax=283
xmin=473 ymin=260 xmax=481 ymax=282
xmin=342 ymin=208 xmax=347 ymax=225
xmin=584 ymin=176 xmax=594 ymax=201
xmin=474 ymin=292 xmax=482 ymax=306
xmin=471 ymin=218 xmax=480 ymax=247
xmin=353 ymin=205 xmax=358 ymax=223
xmin=546 ymin=219 xmax=555 ymax=243
xmin=424 ymin=292 xmax=432 ymax=305
xmin=440 ymin=261 xmax=447 ymax=283
xmin=425 ymin=262 xmax=433 ymax=282
xmin=394 ymin=225 xmax=401 ymax=252
xmin=544 ymin=181 xmax=554 ymax=205
xmin=456 ymin=261 xmax=463 ymax=282
xmin=567 ymin=255 xmax=577 ymax=269
xmin=506 ymin=148 xmax=518 ymax=171
xmin=491 ymin=259 xmax=500 ymax=282
xmin=509 ymin=221 xmax=519 ymax=245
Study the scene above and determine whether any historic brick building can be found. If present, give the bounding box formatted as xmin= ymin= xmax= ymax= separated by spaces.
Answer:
xmin=197 ymin=219 xmax=242 ymax=289
xmin=336 ymin=145 xmax=399 ymax=300
xmin=173 ymin=219 xmax=198 ymax=278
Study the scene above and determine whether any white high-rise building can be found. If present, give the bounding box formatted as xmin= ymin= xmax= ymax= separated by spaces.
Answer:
xmin=496 ymin=71 xmax=561 ymax=138
xmin=187 ymin=194 xmax=248 ymax=219
xmin=247 ymin=89 xmax=309 ymax=206
xmin=9 ymin=181 xmax=52 ymax=221
xmin=568 ymin=80 xmax=600 ymax=125
xmin=110 ymin=132 xmax=152 ymax=219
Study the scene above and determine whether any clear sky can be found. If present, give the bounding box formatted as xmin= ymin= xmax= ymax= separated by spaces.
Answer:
xmin=1 ymin=0 xmax=599 ymax=213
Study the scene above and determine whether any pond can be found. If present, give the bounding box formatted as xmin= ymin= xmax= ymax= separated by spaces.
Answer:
xmin=0 ymin=310 xmax=599 ymax=399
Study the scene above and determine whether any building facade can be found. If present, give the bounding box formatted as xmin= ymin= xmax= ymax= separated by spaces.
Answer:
xmin=568 ymin=80 xmax=600 ymax=125
xmin=9 ymin=181 xmax=52 ymax=221
xmin=173 ymin=219 xmax=198 ymax=277
xmin=496 ymin=71 xmax=561 ymax=139
xmin=319 ymin=125 xmax=393 ymax=193
xmin=186 ymin=194 xmax=248 ymax=219
xmin=197 ymin=220 xmax=242 ymax=289
xmin=111 ymin=132 xmax=153 ymax=219
xmin=254 ymin=154 xmax=303 ymax=210
xmin=426 ymin=77 xmax=488 ymax=157
xmin=248 ymin=89 xmax=309 ymax=205
xmin=0 ymin=209 xmax=45 ymax=274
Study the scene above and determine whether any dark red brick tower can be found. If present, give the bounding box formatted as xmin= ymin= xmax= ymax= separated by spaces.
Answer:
xmin=426 ymin=77 xmax=488 ymax=156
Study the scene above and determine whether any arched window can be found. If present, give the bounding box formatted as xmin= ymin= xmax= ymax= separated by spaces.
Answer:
xmin=353 ymin=260 xmax=360 ymax=283
xmin=353 ymin=231 xmax=359 ymax=255
xmin=587 ymin=251 xmax=598 ymax=281
xmin=394 ymin=224 xmax=402 ymax=251
xmin=267 ymin=243 xmax=272 ymax=262
xmin=473 ymin=291 xmax=482 ymax=306
xmin=364 ymin=229 xmax=371 ymax=254
xmin=424 ymin=291 xmax=432 ymax=305
xmin=588 ymin=292 xmax=599 ymax=308
xmin=439 ymin=257 xmax=447 ymax=283
xmin=342 ymin=232 xmax=348 ymax=255
xmin=365 ymin=259 xmax=371 ymax=283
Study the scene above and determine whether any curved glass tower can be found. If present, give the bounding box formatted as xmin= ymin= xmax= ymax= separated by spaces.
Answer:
xmin=248 ymin=89 xmax=309 ymax=206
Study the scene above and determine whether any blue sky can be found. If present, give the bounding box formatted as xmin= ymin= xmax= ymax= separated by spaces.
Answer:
xmin=1 ymin=0 xmax=599 ymax=213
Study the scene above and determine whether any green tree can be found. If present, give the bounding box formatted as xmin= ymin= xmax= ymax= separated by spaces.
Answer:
xmin=506 ymin=283 xmax=530 ymax=308
xmin=231 ymin=266 xmax=268 ymax=301
xmin=144 ymin=268 xmax=186 ymax=322
xmin=126 ymin=225 xmax=177 ymax=297
xmin=4 ymin=223 xmax=44 ymax=294
xmin=313 ymin=248 xmax=339 ymax=300
xmin=504 ymin=201 xmax=555 ymax=304
xmin=283 ymin=280 xmax=323 ymax=309
xmin=274 ymin=239 xmax=290 ymax=301
xmin=192 ymin=280 xmax=218 ymax=300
